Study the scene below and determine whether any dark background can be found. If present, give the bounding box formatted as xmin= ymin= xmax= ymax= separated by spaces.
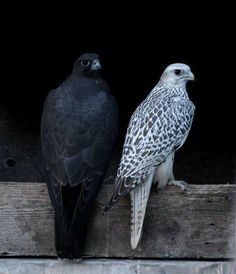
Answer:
xmin=0 ymin=5 xmax=235 ymax=183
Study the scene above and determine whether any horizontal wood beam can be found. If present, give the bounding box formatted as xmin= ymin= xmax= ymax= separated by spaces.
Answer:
xmin=0 ymin=259 xmax=234 ymax=274
xmin=0 ymin=182 xmax=235 ymax=259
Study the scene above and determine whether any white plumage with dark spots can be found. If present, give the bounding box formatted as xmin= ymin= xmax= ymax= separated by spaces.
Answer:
xmin=105 ymin=63 xmax=195 ymax=249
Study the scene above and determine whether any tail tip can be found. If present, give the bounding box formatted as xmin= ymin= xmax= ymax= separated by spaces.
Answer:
xmin=131 ymin=237 xmax=140 ymax=250
xmin=103 ymin=205 xmax=111 ymax=215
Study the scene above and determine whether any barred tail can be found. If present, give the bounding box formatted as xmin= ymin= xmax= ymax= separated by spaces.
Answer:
xmin=130 ymin=172 xmax=154 ymax=249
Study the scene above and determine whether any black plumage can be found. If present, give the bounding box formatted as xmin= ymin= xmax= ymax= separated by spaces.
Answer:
xmin=41 ymin=53 xmax=118 ymax=260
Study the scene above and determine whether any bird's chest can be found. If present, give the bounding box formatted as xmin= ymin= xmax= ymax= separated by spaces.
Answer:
xmin=56 ymin=89 xmax=107 ymax=117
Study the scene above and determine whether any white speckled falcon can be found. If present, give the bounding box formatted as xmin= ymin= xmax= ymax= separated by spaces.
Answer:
xmin=105 ymin=63 xmax=195 ymax=249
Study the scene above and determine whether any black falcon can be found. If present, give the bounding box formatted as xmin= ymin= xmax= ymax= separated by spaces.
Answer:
xmin=41 ymin=53 xmax=118 ymax=260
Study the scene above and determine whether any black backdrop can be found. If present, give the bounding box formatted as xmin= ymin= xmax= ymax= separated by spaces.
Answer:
xmin=0 ymin=6 xmax=235 ymax=183
xmin=1 ymin=25 xmax=234 ymax=145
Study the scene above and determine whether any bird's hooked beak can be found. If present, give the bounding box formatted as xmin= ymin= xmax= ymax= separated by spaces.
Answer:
xmin=187 ymin=71 xmax=195 ymax=81
xmin=91 ymin=59 xmax=102 ymax=71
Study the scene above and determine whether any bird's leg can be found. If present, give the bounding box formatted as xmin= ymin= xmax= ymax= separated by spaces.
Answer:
xmin=165 ymin=151 xmax=188 ymax=192
xmin=155 ymin=150 xmax=189 ymax=193
xmin=154 ymin=151 xmax=175 ymax=192
xmin=167 ymin=177 xmax=188 ymax=193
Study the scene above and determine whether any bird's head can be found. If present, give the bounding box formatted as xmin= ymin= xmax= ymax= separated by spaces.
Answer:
xmin=160 ymin=63 xmax=194 ymax=86
xmin=73 ymin=53 xmax=102 ymax=77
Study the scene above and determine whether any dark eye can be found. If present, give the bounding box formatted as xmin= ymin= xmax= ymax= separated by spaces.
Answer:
xmin=81 ymin=60 xmax=90 ymax=66
xmin=174 ymin=69 xmax=181 ymax=75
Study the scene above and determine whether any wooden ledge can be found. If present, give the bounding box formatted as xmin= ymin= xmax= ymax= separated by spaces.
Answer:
xmin=0 ymin=182 xmax=235 ymax=259
xmin=0 ymin=259 xmax=234 ymax=274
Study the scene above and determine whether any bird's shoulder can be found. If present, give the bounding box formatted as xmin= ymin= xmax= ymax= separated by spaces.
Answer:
xmin=43 ymin=77 xmax=116 ymax=116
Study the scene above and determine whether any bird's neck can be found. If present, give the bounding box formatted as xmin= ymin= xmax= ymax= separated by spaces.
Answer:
xmin=151 ymin=82 xmax=189 ymax=99
xmin=60 ymin=73 xmax=108 ymax=95
xmin=63 ymin=72 xmax=101 ymax=86
xmin=71 ymin=70 xmax=101 ymax=80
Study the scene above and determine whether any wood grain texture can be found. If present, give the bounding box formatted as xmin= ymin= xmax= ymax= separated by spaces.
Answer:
xmin=0 ymin=182 xmax=235 ymax=259
xmin=0 ymin=259 xmax=233 ymax=274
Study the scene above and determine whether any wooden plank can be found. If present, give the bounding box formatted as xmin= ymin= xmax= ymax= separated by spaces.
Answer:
xmin=0 ymin=182 xmax=235 ymax=259
xmin=0 ymin=259 xmax=233 ymax=274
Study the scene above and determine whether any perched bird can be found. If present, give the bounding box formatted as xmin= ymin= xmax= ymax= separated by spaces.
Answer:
xmin=105 ymin=63 xmax=195 ymax=249
xmin=41 ymin=53 xmax=118 ymax=260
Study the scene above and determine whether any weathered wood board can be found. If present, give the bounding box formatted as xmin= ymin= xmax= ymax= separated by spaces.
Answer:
xmin=0 ymin=259 xmax=233 ymax=274
xmin=0 ymin=182 xmax=235 ymax=258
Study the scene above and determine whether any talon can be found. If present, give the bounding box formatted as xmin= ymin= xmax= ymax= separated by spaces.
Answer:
xmin=72 ymin=258 xmax=82 ymax=263
xmin=168 ymin=180 xmax=188 ymax=193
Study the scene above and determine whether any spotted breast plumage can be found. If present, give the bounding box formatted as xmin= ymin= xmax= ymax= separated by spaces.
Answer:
xmin=105 ymin=63 xmax=195 ymax=249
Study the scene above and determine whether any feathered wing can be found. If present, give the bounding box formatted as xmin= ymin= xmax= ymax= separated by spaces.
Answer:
xmin=41 ymin=84 xmax=118 ymax=258
xmin=105 ymin=92 xmax=195 ymax=211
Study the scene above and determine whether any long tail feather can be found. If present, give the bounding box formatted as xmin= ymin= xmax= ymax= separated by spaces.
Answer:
xmin=130 ymin=172 xmax=154 ymax=249
xmin=55 ymin=209 xmax=88 ymax=259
